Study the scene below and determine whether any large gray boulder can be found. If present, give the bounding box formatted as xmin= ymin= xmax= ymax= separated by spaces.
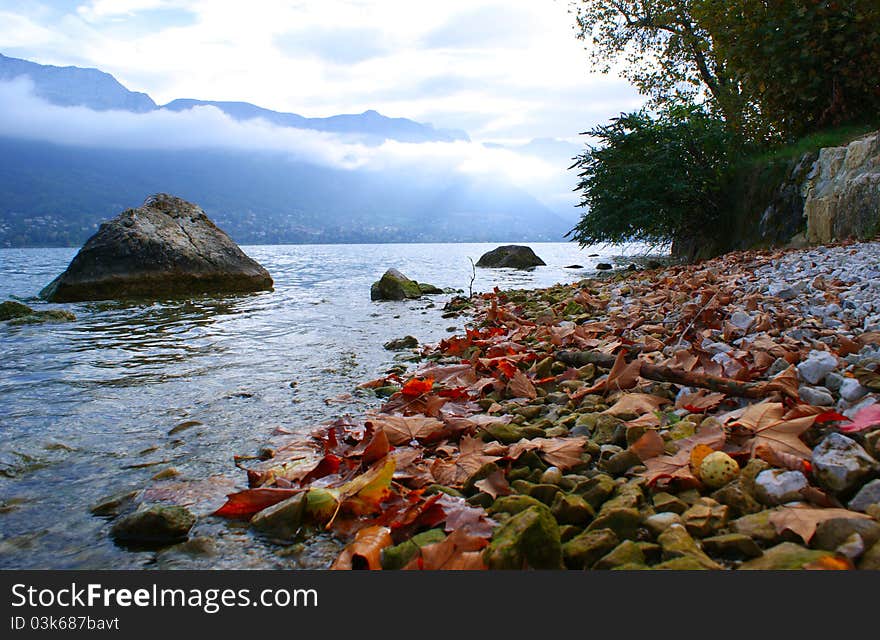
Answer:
xmin=41 ymin=194 xmax=273 ymax=302
xmin=476 ymin=245 xmax=545 ymax=269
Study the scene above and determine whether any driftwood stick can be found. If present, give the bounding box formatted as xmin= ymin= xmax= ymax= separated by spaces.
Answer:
xmin=556 ymin=350 xmax=779 ymax=399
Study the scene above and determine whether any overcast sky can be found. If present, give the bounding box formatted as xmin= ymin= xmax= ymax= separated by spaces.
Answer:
xmin=0 ymin=0 xmax=644 ymax=144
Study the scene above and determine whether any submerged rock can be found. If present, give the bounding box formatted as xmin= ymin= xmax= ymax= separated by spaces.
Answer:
xmin=383 ymin=335 xmax=419 ymax=351
xmin=110 ymin=504 xmax=195 ymax=545
xmin=41 ymin=194 xmax=273 ymax=302
xmin=475 ymin=245 xmax=545 ymax=270
xmin=0 ymin=301 xmax=33 ymax=320
xmin=0 ymin=300 xmax=76 ymax=324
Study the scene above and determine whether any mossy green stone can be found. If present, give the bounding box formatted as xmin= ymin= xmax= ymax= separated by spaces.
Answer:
xmin=594 ymin=540 xmax=645 ymax=569
xmin=586 ymin=507 xmax=642 ymax=540
xmin=652 ymin=557 xmax=710 ymax=570
xmin=562 ymin=528 xmax=619 ymax=569
xmin=657 ymin=524 xmax=722 ymax=569
xmin=739 ymin=543 xmax=834 ymax=570
xmin=527 ymin=483 xmax=562 ymax=505
xmin=481 ymin=423 xmax=526 ymax=444
xmin=484 ymin=504 xmax=563 ymax=570
xmin=423 ymin=484 xmax=464 ymax=499
xmin=701 ymin=533 xmax=762 ymax=559
xmin=381 ymin=529 xmax=446 ymax=570
xmin=574 ymin=474 xmax=617 ymax=509
xmin=0 ymin=300 xmax=33 ymax=320
xmin=110 ymin=504 xmax=195 ymax=545
xmin=551 ymin=492 xmax=595 ymax=525
xmin=489 ymin=494 xmax=545 ymax=516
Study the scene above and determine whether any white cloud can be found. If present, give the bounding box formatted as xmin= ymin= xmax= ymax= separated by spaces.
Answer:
xmin=0 ymin=0 xmax=645 ymax=140
xmin=0 ymin=77 xmax=564 ymax=194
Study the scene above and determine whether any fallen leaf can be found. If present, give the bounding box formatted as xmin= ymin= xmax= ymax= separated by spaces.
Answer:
xmin=604 ymin=393 xmax=670 ymax=417
xmin=367 ymin=415 xmax=445 ymax=445
xmin=529 ymin=436 xmax=589 ymax=470
xmin=333 ymin=456 xmax=396 ymax=517
xmin=331 ymin=525 xmax=393 ymax=570
xmin=430 ymin=436 xmax=502 ymax=487
xmin=506 ymin=369 xmax=537 ymax=399
xmin=402 ymin=528 xmax=488 ymax=570
xmin=675 ymin=390 xmax=726 ymax=412
xmin=214 ymin=487 xmax=302 ymax=519
xmin=629 ymin=430 xmax=665 ymax=461
xmin=605 ymin=350 xmax=642 ymax=391
xmin=730 ymin=401 xmax=815 ymax=459
xmin=240 ymin=439 xmax=325 ymax=487
xmin=401 ymin=377 xmax=434 ymax=397
xmin=474 ymin=468 xmax=512 ymax=499
xmin=838 ymin=404 xmax=880 ymax=433
xmin=436 ymin=494 xmax=497 ymax=538
xmin=142 ymin=476 xmax=236 ymax=516
xmin=769 ymin=505 xmax=872 ymax=543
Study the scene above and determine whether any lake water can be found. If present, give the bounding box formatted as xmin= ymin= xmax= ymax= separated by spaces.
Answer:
xmin=0 ymin=242 xmax=652 ymax=569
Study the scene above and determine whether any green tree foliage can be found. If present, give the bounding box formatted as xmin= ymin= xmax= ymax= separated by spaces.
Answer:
xmin=567 ymin=104 xmax=738 ymax=251
xmin=698 ymin=0 xmax=880 ymax=140
xmin=572 ymin=1 xmax=745 ymax=128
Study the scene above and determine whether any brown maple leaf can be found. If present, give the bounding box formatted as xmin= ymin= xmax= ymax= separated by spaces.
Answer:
xmin=674 ymin=389 xmax=726 ymax=412
xmin=436 ymin=494 xmax=497 ymax=538
xmin=367 ymin=415 xmax=445 ymax=446
xmin=402 ymin=528 xmax=488 ymax=570
xmin=730 ymin=401 xmax=815 ymax=459
xmin=629 ymin=430 xmax=665 ymax=461
xmin=474 ymin=468 xmax=512 ymax=499
xmin=639 ymin=420 xmax=725 ymax=486
xmin=605 ymin=350 xmax=642 ymax=391
xmin=769 ymin=505 xmax=872 ymax=544
xmin=604 ymin=393 xmax=670 ymax=417
xmin=506 ymin=369 xmax=537 ymax=399
xmin=430 ymin=436 xmax=501 ymax=487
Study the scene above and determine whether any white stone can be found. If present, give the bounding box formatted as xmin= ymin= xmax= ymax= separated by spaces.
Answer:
xmin=798 ymin=385 xmax=834 ymax=406
xmin=797 ymin=350 xmax=839 ymax=384
xmin=849 ymin=480 xmax=880 ymax=512
xmin=839 ymin=378 xmax=869 ymax=403
xmin=753 ymin=469 xmax=809 ymax=505
xmin=728 ymin=311 xmax=754 ymax=331
xmin=812 ymin=433 xmax=877 ymax=492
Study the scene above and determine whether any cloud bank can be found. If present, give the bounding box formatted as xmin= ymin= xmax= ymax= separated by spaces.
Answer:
xmin=0 ymin=77 xmax=571 ymax=206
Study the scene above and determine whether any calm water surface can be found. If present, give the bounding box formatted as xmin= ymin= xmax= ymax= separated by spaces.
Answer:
xmin=0 ymin=242 xmax=650 ymax=569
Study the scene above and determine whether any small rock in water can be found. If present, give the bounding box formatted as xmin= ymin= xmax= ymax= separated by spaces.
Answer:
xmin=596 ymin=263 xmax=613 ymax=270
xmin=370 ymin=269 xmax=423 ymax=301
xmin=383 ymin=335 xmax=419 ymax=351
xmin=797 ymin=350 xmax=839 ymax=385
xmin=564 ymin=264 xmax=583 ymax=269
xmin=475 ymin=245 xmax=545 ymax=270
xmin=110 ymin=504 xmax=196 ymax=545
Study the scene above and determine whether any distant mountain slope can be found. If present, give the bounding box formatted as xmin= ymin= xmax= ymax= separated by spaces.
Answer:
xmin=0 ymin=137 xmax=570 ymax=247
xmin=0 ymin=52 xmax=467 ymax=143
xmin=0 ymin=53 xmax=567 ymax=247
xmin=0 ymin=53 xmax=156 ymax=112
xmin=163 ymin=100 xmax=469 ymax=143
